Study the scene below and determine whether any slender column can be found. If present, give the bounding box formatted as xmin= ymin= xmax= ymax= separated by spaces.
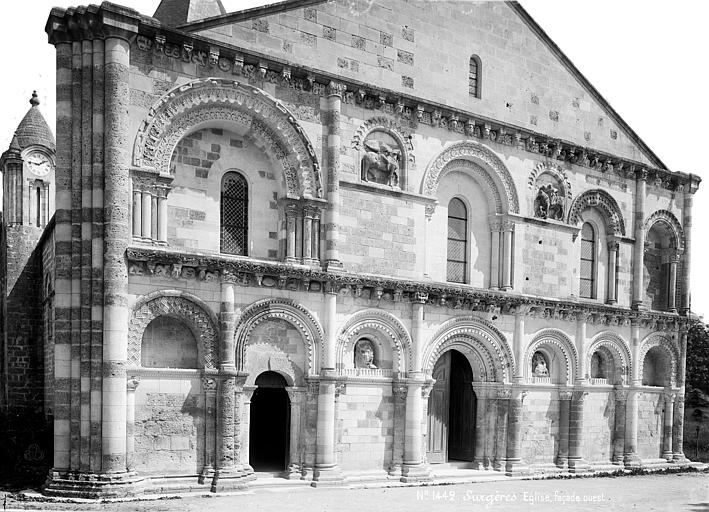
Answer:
xmin=662 ymin=392 xmax=675 ymax=460
xmin=303 ymin=208 xmax=313 ymax=263
xmin=501 ymin=220 xmax=514 ymax=290
xmin=489 ymin=219 xmax=501 ymax=290
xmin=311 ymin=211 xmax=321 ymax=265
xmin=505 ymin=388 xmax=528 ymax=474
xmin=389 ymin=382 xmax=407 ymax=476
xmin=681 ymin=180 xmax=699 ymax=314
xmin=576 ymin=312 xmax=588 ymax=382
xmin=667 ymin=251 xmax=679 ymax=313
xmin=323 ymin=81 xmax=345 ymax=269
xmin=101 ymin=35 xmax=131 ymax=474
xmin=125 ymin=376 xmax=139 ymax=471
xmin=612 ymin=388 xmax=627 ymax=464
xmin=157 ymin=191 xmax=168 ymax=243
xmin=132 ymin=188 xmax=141 ymax=238
xmin=201 ymin=376 xmax=217 ymax=480
xmin=513 ymin=308 xmax=526 ymax=381
xmin=423 ymin=211 xmax=431 ymax=278
xmin=286 ymin=388 xmax=304 ymax=479
xmin=241 ymin=386 xmax=255 ymax=471
xmin=150 ymin=193 xmax=158 ymax=240
xmin=285 ymin=204 xmax=297 ymax=263
xmin=632 ymin=170 xmax=647 ymax=308
xmin=606 ymin=240 xmax=619 ymax=304
xmin=673 ymin=328 xmax=688 ymax=461
xmin=493 ymin=388 xmax=510 ymax=471
xmin=472 ymin=386 xmax=487 ymax=469
xmin=313 ymin=282 xmax=342 ymax=485
xmin=567 ymin=391 xmax=590 ymax=472
xmin=141 ymin=189 xmax=152 ymax=240
xmin=625 ymin=320 xmax=641 ymax=467
xmin=295 ymin=208 xmax=303 ymax=261
xmin=556 ymin=390 xmax=572 ymax=468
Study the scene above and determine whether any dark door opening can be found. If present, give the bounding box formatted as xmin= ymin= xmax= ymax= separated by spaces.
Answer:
xmin=249 ymin=371 xmax=290 ymax=472
xmin=427 ymin=349 xmax=476 ymax=463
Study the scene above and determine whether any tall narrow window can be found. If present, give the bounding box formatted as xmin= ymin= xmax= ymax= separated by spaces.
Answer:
xmin=36 ymin=186 xmax=41 ymax=226
xmin=447 ymin=198 xmax=467 ymax=283
xmin=221 ymin=172 xmax=248 ymax=256
xmin=580 ymin=223 xmax=596 ymax=298
xmin=469 ymin=55 xmax=481 ymax=98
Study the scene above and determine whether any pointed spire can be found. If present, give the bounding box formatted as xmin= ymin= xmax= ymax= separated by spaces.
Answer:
xmin=30 ymin=90 xmax=40 ymax=107
xmin=153 ymin=0 xmax=226 ymax=26
xmin=9 ymin=134 xmax=21 ymax=152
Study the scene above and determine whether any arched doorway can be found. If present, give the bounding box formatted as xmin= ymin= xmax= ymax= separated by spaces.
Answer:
xmin=427 ymin=349 xmax=476 ymax=463
xmin=250 ymin=371 xmax=290 ymax=471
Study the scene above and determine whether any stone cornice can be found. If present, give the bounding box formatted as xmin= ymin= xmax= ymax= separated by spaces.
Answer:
xmin=126 ymin=246 xmax=688 ymax=331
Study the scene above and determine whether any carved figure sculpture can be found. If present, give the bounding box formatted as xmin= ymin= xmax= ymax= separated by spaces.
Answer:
xmin=534 ymin=184 xmax=564 ymax=220
xmin=354 ymin=339 xmax=378 ymax=369
xmin=361 ymin=139 xmax=400 ymax=187
xmin=533 ymin=352 xmax=549 ymax=377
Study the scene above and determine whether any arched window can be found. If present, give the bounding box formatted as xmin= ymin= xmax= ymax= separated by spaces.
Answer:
xmin=580 ymin=223 xmax=596 ymax=298
xmin=447 ymin=198 xmax=467 ymax=283
xmin=469 ymin=55 xmax=481 ymax=98
xmin=221 ymin=172 xmax=248 ymax=256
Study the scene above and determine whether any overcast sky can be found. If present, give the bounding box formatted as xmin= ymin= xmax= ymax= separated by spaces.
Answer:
xmin=1 ymin=0 xmax=706 ymax=318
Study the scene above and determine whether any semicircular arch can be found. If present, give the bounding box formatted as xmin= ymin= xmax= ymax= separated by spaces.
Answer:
xmin=637 ymin=333 xmax=679 ymax=386
xmin=525 ymin=328 xmax=578 ymax=385
xmin=587 ymin=330 xmax=632 ymax=383
xmin=567 ymin=189 xmax=626 ymax=236
xmin=645 ymin=210 xmax=685 ymax=252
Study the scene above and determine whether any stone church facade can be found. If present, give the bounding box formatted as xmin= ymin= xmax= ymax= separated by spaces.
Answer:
xmin=0 ymin=0 xmax=701 ymax=497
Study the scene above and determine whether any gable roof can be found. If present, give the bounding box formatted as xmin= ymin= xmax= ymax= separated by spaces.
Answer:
xmin=177 ymin=0 xmax=665 ymax=169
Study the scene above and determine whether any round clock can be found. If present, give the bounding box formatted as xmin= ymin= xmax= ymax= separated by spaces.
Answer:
xmin=26 ymin=152 xmax=51 ymax=177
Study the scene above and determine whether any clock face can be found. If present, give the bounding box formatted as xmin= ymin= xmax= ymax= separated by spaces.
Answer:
xmin=26 ymin=153 xmax=51 ymax=177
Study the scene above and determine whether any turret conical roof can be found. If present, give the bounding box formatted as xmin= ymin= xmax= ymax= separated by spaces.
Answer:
xmin=14 ymin=91 xmax=55 ymax=152
xmin=153 ymin=0 xmax=226 ymax=26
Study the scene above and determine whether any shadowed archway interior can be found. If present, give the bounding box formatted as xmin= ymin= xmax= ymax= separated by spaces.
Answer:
xmin=250 ymin=371 xmax=290 ymax=472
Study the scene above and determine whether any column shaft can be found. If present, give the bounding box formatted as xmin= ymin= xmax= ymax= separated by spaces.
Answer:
xmin=473 ymin=389 xmax=486 ymax=469
xmin=286 ymin=207 xmax=296 ymax=262
xmin=324 ymin=83 xmax=344 ymax=269
xmin=493 ymin=393 xmax=509 ymax=470
xmin=490 ymin=226 xmax=501 ymax=290
xmin=607 ymin=241 xmax=618 ymax=304
xmin=624 ymin=390 xmax=640 ymax=466
xmin=567 ymin=392 xmax=589 ymax=472
xmin=312 ymin=213 xmax=321 ymax=264
xmin=501 ymin=225 xmax=513 ymax=290
xmin=556 ymin=394 xmax=571 ymax=467
xmin=667 ymin=256 xmax=678 ymax=312
xmin=141 ymin=190 xmax=152 ymax=239
xmin=132 ymin=190 xmax=141 ymax=238
xmin=303 ymin=210 xmax=313 ymax=263
xmin=505 ymin=391 xmax=527 ymax=474
xmin=682 ymin=191 xmax=693 ymax=313
xmin=612 ymin=392 xmax=627 ymax=464
xmin=662 ymin=395 xmax=674 ymax=460
xmin=157 ymin=195 xmax=168 ymax=243
xmin=632 ymin=172 xmax=647 ymax=307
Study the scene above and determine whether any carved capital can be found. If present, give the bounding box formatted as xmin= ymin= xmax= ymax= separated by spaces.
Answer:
xmin=497 ymin=388 xmax=512 ymax=400
xmin=413 ymin=291 xmax=428 ymax=304
xmin=127 ymin=376 xmax=140 ymax=392
xmin=202 ymin=376 xmax=218 ymax=391
xmin=327 ymin=80 xmax=347 ymax=97
xmin=558 ymin=390 xmax=573 ymax=401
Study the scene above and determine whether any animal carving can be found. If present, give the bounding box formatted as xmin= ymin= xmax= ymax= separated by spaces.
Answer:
xmin=534 ymin=184 xmax=564 ymax=220
xmin=361 ymin=139 xmax=400 ymax=187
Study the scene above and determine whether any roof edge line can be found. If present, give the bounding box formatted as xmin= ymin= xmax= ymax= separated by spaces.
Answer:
xmin=508 ymin=1 xmax=667 ymax=170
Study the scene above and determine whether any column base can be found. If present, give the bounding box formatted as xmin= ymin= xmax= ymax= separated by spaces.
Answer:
xmin=673 ymin=452 xmax=690 ymax=463
xmin=623 ymin=453 xmax=642 ymax=468
xmin=555 ymin=456 xmax=568 ymax=469
xmin=400 ymin=462 xmax=433 ymax=482
xmin=323 ymin=260 xmax=343 ymax=272
xmin=44 ymin=470 xmax=145 ymax=499
xmin=504 ymin=459 xmax=529 ymax=476
xmin=661 ymin=450 xmax=674 ymax=461
xmin=567 ymin=458 xmax=591 ymax=473
xmin=286 ymin=464 xmax=304 ymax=480
xmin=210 ymin=466 xmax=254 ymax=492
xmin=387 ymin=464 xmax=402 ymax=478
xmin=311 ymin=464 xmax=344 ymax=487
xmin=492 ymin=458 xmax=506 ymax=472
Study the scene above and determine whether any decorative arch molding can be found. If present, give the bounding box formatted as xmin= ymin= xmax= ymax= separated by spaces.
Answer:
xmin=528 ymin=162 xmax=573 ymax=200
xmin=525 ymin=328 xmax=578 ymax=385
xmin=567 ymin=189 xmax=626 ymax=236
xmin=422 ymin=140 xmax=519 ymax=216
xmin=645 ymin=209 xmax=685 ymax=252
xmin=587 ymin=330 xmax=632 ymax=382
xmin=638 ymin=333 xmax=679 ymax=386
xmin=234 ymin=298 xmax=324 ymax=376
xmin=422 ymin=316 xmax=514 ymax=382
xmin=335 ymin=308 xmax=413 ymax=374
xmin=132 ymin=77 xmax=322 ymax=199
xmin=351 ymin=115 xmax=415 ymax=168
xmin=128 ymin=290 xmax=219 ymax=369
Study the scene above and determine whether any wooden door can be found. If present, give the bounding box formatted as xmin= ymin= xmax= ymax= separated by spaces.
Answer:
xmin=427 ymin=352 xmax=450 ymax=463
xmin=448 ymin=350 xmax=475 ymax=461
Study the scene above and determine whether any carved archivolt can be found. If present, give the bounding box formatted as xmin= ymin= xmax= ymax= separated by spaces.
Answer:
xmin=637 ymin=333 xmax=679 ymax=386
xmin=586 ymin=330 xmax=632 ymax=383
xmin=422 ymin=316 xmax=514 ymax=382
xmin=336 ymin=308 xmax=413 ymax=374
xmin=567 ymin=189 xmax=626 ymax=236
xmin=528 ymin=162 xmax=572 ymax=200
xmin=645 ymin=209 xmax=685 ymax=252
xmin=132 ymin=77 xmax=322 ymax=199
xmin=422 ymin=141 xmax=519 ymax=216
xmin=525 ymin=328 xmax=578 ymax=385
xmin=128 ymin=290 xmax=219 ymax=369
xmin=352 ymin=116 xmax=415 ymax=171
xmin=234 ymin=298 xmax=324 ymax=376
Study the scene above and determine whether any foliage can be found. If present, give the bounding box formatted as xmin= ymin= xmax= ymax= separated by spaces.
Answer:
xmin=686 ymin=321 xmax=709 ymax=394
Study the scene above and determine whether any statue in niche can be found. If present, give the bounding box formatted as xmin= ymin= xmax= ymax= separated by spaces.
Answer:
xmin=534 ymin=183 xmax=564 ymax=220
xmin=354 ymin=339 xmax=378 ymax=369
xmin=532 ymin=352 xmax=549 ymax=377
xmin=361 ymin=131 xmax=401 ymax=187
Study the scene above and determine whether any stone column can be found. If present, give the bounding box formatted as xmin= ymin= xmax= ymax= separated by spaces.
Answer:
xmin=201 ymin=376 xmax=217 ymax=481
xmin=241 ymin=386 xmax=256 ymax=471
xmin=125 ymin=376 xmax=139 ymax=472
xmin=632 ymin=169 xmax=647 ymax=308
xmin=489 ymin=218 xmax=501 ymax=290
xmin=556 ymin=390 xmax=572 ymax=468
xmin=667 ymin=251 xmax=679 ymax=313
xmin=285 ymin=203 xmax=297 ymax=263
xmin=505 ymin=388 xmax=528 ymax=475
xmin=473 ymin=386 xmax=487 ymax=469
xmin=673 ymin=394 xmax=688 ymax=462
xmin=567 ymin=391 xmax=590 ymax=472
xmin=389 ymin=382 xmax=407 ymax=477
xmin=606 ymin=240 xmax=619 ymax=304
xmin=313 ymin=282 xmax=342 ymax=485
xmin=157 ymin=189 xmax=168 ymax=243
xmin=132 ymin=188 xmax=141 ymax=239
xmin=285 ymin=387 xmax=304 ymax=479
xmin=311 ymin=210 xmax=321 ymax=265
xmin=101 ymin=35 xmax=131 ymax=475
xmin=612 ymin=388 xmax=627 ymax=464
xmin=150 ymin=193 xmax=158 ymax=240
xmin=493 ymin=388 xmax=510 ymax=471
xmin=501 ymin=220 xmax=514 ymax=291
xmin=141 ymin=188 xmax=152 ymax=240
xmin=661 ymin=392 xmax=675 ymax=460
xmin=681 ymin=179 xmax=700 ymax=314
xmin=323 ymin=81 xmax=345 ymax=270
xmin=295 ymin=207 xmax=303 ymax=261
xmin=513 ymin=308 xmax=526 ymax=381
xmin=576 ymin=312 xmax=588 ymax=382
xmin=625 ymin=320 xmax=641 ymax=467
xmin=303 ymin=208 xmax=313 ymax=264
